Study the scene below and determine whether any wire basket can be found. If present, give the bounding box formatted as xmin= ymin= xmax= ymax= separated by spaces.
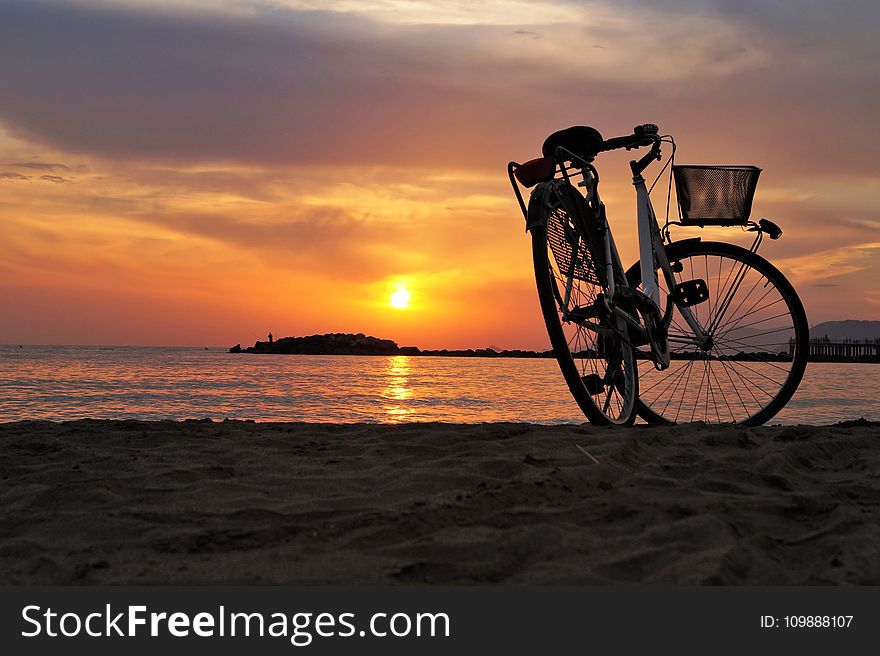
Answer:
xmin=673 ymin=165 xmax=761 ymax=226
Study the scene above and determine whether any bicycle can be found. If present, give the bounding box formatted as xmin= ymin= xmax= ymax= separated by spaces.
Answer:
xmin=508 ymin=124 xmax=808 ymax=426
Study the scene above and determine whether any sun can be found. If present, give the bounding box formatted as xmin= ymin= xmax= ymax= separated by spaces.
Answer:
xmin=389 ymin=288 xmax=411 ymax=309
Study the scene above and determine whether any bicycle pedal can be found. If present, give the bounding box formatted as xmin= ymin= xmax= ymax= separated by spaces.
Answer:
xmin=627 ymin=327 xmax=650 ymax=346
xmin=672 ymin=278 xmax=709 ymax=307
xmin=582 ymin=373 xmax=606 ymax=396
xmin=568 ymin=305 xmax=599 ymax=322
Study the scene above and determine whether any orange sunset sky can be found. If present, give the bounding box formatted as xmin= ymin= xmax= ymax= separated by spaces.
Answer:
xmin=2 ymin=0 xmax=879 ymax=350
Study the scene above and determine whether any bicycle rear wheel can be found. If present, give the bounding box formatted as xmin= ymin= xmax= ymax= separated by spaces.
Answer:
xmin=626 ymin=240 xmax=808 ymax=425
xmin=531 ymin=189 xmax=637 ymax=426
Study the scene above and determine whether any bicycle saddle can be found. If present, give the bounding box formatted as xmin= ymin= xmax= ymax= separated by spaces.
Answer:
xmin=542 ymin=126 xmax=604 ymax=161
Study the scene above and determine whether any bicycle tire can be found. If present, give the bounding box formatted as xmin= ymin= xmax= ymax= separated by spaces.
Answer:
xmin=531 ymin=194 xmax=638 ymax=426
xmin=626 ymin=240 xmax=808 ymax=426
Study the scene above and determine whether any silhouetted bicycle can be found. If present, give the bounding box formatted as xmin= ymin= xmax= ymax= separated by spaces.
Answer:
xmin=509 ymin=124 xmax=808 ymax=426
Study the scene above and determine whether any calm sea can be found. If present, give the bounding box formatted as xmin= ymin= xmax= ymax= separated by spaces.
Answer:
xmin=0 ymin=345 xmax=876 ymax=424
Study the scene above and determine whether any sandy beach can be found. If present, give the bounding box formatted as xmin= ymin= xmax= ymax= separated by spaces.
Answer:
xmin=1 ymin=419 xmax=878 ymax=584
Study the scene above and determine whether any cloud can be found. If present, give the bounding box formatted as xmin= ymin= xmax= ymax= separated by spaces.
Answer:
xmin=778 ymin=242 xmax=880 ymax=284
xmin=275 ymin=0 xmax=584 ymax=25
xmin=39 ymin=174 xmax=65 ymax=183
xmin=10 ymin=161 xmax=69 ymax=171
xmin=1 ymin=171 xmax=29 ymax=180
xmin=1 ymin=0 xmax=848 ymax=170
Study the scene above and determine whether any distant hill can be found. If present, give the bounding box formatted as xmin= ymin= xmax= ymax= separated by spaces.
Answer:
xmin=810 ymin=320 xmax=880 ymax=340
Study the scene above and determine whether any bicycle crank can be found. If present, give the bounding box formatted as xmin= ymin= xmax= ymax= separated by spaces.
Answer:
xmin=614 ymin=287 xmax=670 ymax=369
xmin=581 ymin=373 xmax=606 ymax=396
xmin=643 ymin=309 xmax=670 ymax=370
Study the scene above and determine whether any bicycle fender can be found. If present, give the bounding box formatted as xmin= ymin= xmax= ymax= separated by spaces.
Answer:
xmin=624 ymin=237 xmax=702 ymax=283
xmin=525 ymin=181 xmax=556 ymax=232
xmin=669 ymin=237 xmax=703 ymax=249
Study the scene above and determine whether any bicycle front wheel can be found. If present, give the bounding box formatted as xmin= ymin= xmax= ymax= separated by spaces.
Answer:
xmin=627 ymin=240 xmax=808 ymax=426
xmin=531 ymin=196 xmax=637 ymax=426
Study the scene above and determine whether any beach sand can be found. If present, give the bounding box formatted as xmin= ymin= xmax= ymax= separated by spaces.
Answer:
xmin=1 ymin=419 xmax=878 ymax=584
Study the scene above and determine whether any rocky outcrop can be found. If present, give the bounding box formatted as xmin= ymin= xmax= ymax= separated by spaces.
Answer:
xmin=230 ymin=333 xmax=554 ymax=358
xmin=234 ymin=333 xmax=399 ymax=355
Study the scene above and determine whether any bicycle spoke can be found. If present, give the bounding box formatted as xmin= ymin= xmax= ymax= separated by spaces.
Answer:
xmin=714 ymin=290 xmax=777 ymax=340
xmin=718 ymin=326 xmax=792 ymax=358
xmin=712 ymin=337 xmax=793 ymax=371
xmin=640 ymin=362 xmax=687 ymax=398
xmin=706 ymin=356 xmax=735 ymax=422
xmin=660 ymin=360 xmax=693 ymax=417
xmin=720 ymin=358 xmax=781 ymax=396
xmin=717 ymin=356 xmax=750 ymax=418
xmin=707 ymin=259 xmax=753 ymax=335
xmin=715 ymin=309 xmax=791 ymax=342
xmin=719 ymin=357 xmax=764 ymax=408
xmin=714 ymin=291 xmax=782 ymax=338
xmin=672 ymin=357 xmax=696 ymax=423
xmin=690 ymin=356 xmax=708 ymax=422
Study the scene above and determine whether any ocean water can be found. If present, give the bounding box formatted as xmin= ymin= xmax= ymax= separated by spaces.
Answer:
xmin=0 ymin=345 xmax=876 ymax=424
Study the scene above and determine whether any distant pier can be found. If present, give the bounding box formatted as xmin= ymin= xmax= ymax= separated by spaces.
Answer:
xmin=793 ymin=336 xmax=880 ymax=360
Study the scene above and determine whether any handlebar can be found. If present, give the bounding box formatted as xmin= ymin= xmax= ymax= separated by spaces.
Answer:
xmin=599 ymin=124 xmax=664 ymax=176
xmin=599 ymin=124 xmax=660 ymax=153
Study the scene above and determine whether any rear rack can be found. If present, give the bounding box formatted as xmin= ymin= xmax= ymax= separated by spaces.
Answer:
xmin=508 ymin=149 xmax=596 ymax=221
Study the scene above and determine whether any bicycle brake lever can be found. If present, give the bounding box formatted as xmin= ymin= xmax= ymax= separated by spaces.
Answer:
xmin=634 ymin=123 xmax=659 ymax=137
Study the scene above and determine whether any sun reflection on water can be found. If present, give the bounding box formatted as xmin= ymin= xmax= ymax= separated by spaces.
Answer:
xmin=381 ymin=355 xmax=414 ymax=420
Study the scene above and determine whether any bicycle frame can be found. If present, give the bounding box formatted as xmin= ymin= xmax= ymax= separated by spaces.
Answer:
xmin=632 ymin=165 xmax=707 ymax=347
xmin=554 ymin=145 xmax=708 ymax=361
